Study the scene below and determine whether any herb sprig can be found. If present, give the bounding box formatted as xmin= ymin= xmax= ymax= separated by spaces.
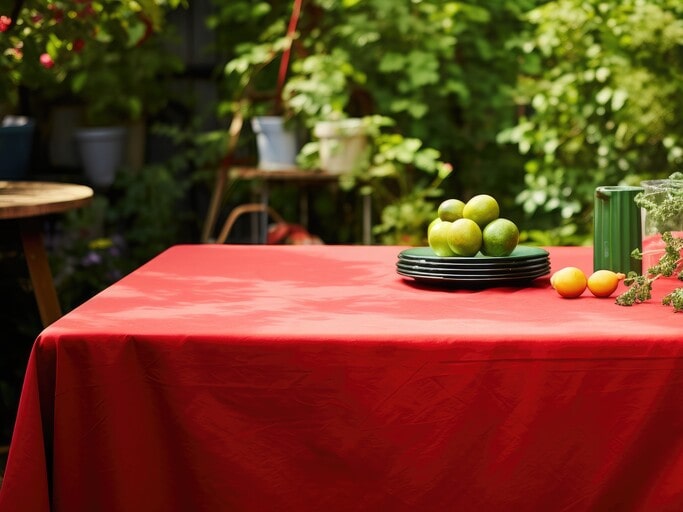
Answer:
xmin=615 ymin=173 xmax=683 ymax=312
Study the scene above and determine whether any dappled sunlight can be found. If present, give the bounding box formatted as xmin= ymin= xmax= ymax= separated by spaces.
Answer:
xmin=46 ymin=245 xmax=679 ymax=342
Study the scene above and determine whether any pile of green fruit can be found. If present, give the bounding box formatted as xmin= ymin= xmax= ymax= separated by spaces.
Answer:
xmin=428 ymin=195 xmax=520 ymax=257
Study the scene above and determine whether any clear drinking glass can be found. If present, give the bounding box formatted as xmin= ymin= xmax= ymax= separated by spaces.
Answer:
xmin=640 ymin=179 xmax=683 ymax=271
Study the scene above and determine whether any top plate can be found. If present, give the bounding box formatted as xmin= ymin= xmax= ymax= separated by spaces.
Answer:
xmin=398 ymin=245 xmax=549 ymax=264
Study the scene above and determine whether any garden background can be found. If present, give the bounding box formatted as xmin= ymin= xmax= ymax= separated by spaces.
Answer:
xmin=1 ymin=0 xmax=682 ymax=451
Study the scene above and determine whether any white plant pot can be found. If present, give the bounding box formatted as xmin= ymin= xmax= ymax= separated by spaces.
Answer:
xmin=314 ymin=118 xmax=367 ymax=174
xmin=251 ymin=116 xmax=298 ymax=171
xmin=75 ymin=126 xmax=127 ymax=188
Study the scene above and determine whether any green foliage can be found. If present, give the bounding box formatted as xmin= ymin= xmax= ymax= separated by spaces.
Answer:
xmin=0 ymin=0 xmax=187 ymax=122
xmin=297 ymin=114 xmax=452 ymax=244
xmin=50 ymin=195 xmax=127 ymax=310
xmin=501 ymin=0 xmax=683 ymax=243
xmin=210 ymin=0 xmax=536 ymax=243
xmin=284 ymin=49 xmax=363 ymax=126
xmin=349 ymin=116 xmax=453 ymax=245
xmin=616 ymin=232 xmax=683 ymax=311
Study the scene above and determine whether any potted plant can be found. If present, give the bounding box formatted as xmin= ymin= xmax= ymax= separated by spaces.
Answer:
xmin=283 ymin=50 xmax=369 ymax=174
xmin=223 ymin=38 xmax=300 ymax=170
xmin=219 ymin=0 xmax=309 ymax=171
xmin=297 ymin=115 xmax=453 ymax=244
xmin=0 ymin=114 xmax=35 ymax=180
xmin=0 ymin=2 xmax=91 ymax=170
xmin=0 ymin=9 xmax=49 ymax=179
xmin=0 ymin=1 xmax=185 ymax=186
xmin=64 ymin=3 xmax=185 ymax=187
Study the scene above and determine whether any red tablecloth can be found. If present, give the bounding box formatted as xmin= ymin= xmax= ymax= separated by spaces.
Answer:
xmin=1 ymin=245 xmax=682 ymax=512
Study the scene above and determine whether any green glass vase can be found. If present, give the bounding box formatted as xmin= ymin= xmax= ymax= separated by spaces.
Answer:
xmin=593 ymin=186 xmax=643 ymax=275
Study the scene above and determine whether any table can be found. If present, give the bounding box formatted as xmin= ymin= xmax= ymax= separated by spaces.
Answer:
xmin=203 ymin=167 xmax=372 ymax=244
xmin=1 ymin=245 xmax=682 ymax=512
xmin=0 ymin=181 xmax=93 ymax=327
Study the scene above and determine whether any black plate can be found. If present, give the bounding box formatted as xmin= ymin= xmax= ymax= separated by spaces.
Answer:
xmin=397 ymin=267 xmax=549 ymax=288
xmin=398 ymin=245 xmax=549 ymax=264
xmin=396 ymin=261 xmax=550 ymax=278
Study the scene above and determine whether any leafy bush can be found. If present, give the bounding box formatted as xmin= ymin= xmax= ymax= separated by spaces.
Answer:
xmin=500 ymin=0 xmax=683 ymax=244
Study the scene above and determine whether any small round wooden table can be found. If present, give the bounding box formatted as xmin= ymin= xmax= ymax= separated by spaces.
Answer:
xmin=0 ymin=181 xmax=93 ymax=327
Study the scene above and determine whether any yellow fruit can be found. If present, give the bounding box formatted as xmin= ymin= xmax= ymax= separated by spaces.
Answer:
xmin=438 ymin=198 xmax=466 ymax=222
xmin=587 ymin=270 xmax=625 ymax=297
xmin=481 ymin=218 xmax=519 ymax=257
xmin=428 ymin=220 xmax=456 ymax=257
xmin=551 ymin=267 xmax=587 ymax=298
xmin=463 ymin=194 xmax=500 ymax=228
xmin=446 ymin=218 xmax=482 ymax=257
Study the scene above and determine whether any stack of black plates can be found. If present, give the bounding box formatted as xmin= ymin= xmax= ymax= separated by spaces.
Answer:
xmin=397 ymin=246 xmax=550 ymax=288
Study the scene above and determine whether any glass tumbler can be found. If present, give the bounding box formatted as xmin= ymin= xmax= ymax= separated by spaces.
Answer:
xmin=640 ymin=179 xmax=683 ymax=272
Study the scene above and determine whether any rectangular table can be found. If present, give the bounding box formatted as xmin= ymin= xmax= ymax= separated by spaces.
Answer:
xmin=1 ymin=245 xmax=682 ymax=511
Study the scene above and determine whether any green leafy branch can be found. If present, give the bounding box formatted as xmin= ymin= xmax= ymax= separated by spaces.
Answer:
xmin=616 ymin=225 xmax=683 ymax=312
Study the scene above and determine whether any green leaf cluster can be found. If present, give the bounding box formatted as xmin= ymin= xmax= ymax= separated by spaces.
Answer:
xmin=1 ymin=1 xmax=187 ymax=124
xmin=501 ymin=0 xmax=683 ymax=241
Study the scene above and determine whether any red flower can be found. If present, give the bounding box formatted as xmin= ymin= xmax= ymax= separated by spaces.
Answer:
xmin=40 ymin=53 xmax=55 ymax=69
xmin=0 ymin=15 xmax=12 ymax=32
xmin=78 ymin=4 xmax=95 ymax=18
xmin=73 ymin=38 xmax=85 ymax=53
xmin=47 ymin=5 xmax=63 ymax=23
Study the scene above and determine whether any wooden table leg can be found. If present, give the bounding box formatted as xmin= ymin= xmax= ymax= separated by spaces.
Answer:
xmin=202 ymin=166 xmax=228 ymax=243
xmin=19 ymin=218 xmax=62 ymax=327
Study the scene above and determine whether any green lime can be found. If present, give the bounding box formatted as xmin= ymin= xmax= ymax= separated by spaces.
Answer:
xmin=481 ymin=218 xmax=519 ymax=257
xmin=446 ymin=218 xmax=482 ymax=257
xmin=428 ymin=220 xmax=456 ymax=256
xmin=437 ymin=198 xmax=465 ymax=222
xmin=463 ymin=194 xmax=500 ymax=228
xmin=427 ymin=217 xmax=442 ymax=237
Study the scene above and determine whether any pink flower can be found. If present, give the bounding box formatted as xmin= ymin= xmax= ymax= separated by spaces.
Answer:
xmin=0 ymin=15 xmax=12 ymax=32
xmin=39 ymin=53 xmax=55 ymax=69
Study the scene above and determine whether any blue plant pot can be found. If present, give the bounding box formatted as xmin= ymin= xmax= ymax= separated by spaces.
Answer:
xmin=0 ymin=120 xmax=36 ymax=180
